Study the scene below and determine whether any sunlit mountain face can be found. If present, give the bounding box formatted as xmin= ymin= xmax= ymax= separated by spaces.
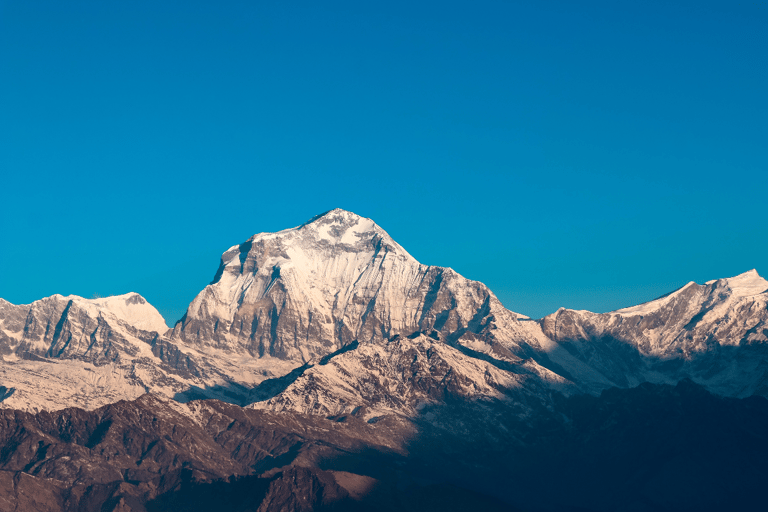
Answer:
xmin=1 ymin=210 xmax=767 ymax=511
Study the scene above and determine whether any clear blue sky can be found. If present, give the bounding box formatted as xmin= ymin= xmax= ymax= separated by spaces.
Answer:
xmin=1 ymin=1 xmax=766 ymax=324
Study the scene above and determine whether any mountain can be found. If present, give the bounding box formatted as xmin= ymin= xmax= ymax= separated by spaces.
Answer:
xmin=0 ymin=292 xmax=170 ymax=411
xmin=2 ymin=209 xmax=768 ymax=417
xmin=540 ymin=269 xmax=768 ymax=397
xmin=2 ymin=208 xmax=768 ymax=511
xmin=171 ymin=208 xmax=543 ymax=365
xmin=0 ymin=380 xmax=764 ymax=512
xmin=0 ymin=290 xmax=291 ymax=413
xmin=0 ymin=292 xmax=168 ymax=358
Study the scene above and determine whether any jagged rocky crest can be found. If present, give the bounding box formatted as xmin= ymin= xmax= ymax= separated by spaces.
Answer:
xmin=540 ymin=269 xmax=768 ymax=396
xmin=3 ymin=209 xmax=768 ymax=511
xmin=172 ymin=208 xmax=522 ymax=361
xmin=1 ymin=209 xmax=768 ymax=416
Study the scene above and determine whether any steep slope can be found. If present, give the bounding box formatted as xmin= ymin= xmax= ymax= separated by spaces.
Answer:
xmin=171 ymin=208 xmax=561 ymax=377
xmin=0 ymin=292 xmax=167 ymax=360
xmin=2 ymin=209 xmax=768 ymax=416
xmin=0 ymin=292 xmax=291 ymax=412
xmin=172 ymin=208 xmax=497 ymax=358
xmin=540 ymin=269 xmax=768 ymax=396
xmin=0 ymin=293 xmax=189 ymax=411
xmin=249 ymin=332 xmax=570 ymax=418
xmin=0 ymin=383 xmax=766 ymax=512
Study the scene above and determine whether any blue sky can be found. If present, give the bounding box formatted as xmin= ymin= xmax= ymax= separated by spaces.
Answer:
xmin=1 ymin=1 xmax=766 ymax=324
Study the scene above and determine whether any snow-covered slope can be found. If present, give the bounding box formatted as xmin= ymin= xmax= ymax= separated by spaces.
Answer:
xmin=87 ymin=293 xmax=169 ymax=333
xmin=171 ymin=208 xmax=537 ymax=366
xmin=0 ymin=292 xmax=167 ymax=361
xmin=539 ymin=269 xmax=768 ymax=396
xmin=249 ymin=332 xmax=572 ymax=419
xmin=0 ymin=292 xmax=293 ymax=412
xmin=2 ymin=209 xmax=768 ymax=415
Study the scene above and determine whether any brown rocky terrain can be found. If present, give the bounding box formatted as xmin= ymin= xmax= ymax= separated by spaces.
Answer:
xmin=0 ymin=380 xmax=767 ymax=511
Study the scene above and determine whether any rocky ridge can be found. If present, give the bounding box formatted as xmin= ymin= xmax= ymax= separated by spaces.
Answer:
xmin=0 ymin=292 xmax=294 ymax=412
xmin=0 ymin=209 xmax=767 ymax=417
xmin=540 ymin=269 xmax=768 ymax=397
xmin=0 ymin=381 xmax=765 ymax=512
xmin=2 ymin=208 xmax=768 ymax=511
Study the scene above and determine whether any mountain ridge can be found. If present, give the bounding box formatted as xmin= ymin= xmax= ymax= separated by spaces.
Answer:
xmin=1 ymin=209 xmax=767 ymax=416
xmin=2 ymin=208 xmax=768 ymax=511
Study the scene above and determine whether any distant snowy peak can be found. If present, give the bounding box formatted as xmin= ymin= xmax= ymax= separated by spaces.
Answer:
xmin=609 ymin=269 xmax=768 ymax=317
xmin=544 ymin=269 xmax=768 ymax=335
xmin=707 ymin=269 xmax=768 ymax=298
xmin=0 ymin=292 xmax=168 ymax=334
xmin=68 ymin=292 xmax=169 ymax=333
xmin=539 ymin=268 xmax=768 ymax=397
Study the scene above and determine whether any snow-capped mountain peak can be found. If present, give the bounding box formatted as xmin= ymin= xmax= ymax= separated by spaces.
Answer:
xmin=707 ymin=269 xmax=768 ymax=298
xmin=2 ymin=209 xmax=768 ymax=423
xmin=174 ymin=210 xmax=434 ymax=357
xmin=300 ymin=208 xmax=384 ymax=242
xmin=613 ymin=281 xmax=699 ymax=316
xmin=70 ymin=292 xmax=169 ymax=333
xmin=212 ymin=209 xmax=414 ymax=284
xmin=170 ymin=208 xmax=551 ymax=386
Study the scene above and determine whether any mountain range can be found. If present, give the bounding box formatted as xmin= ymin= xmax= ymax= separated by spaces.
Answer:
xmin=1 ymin=208 xmax=767 ymax=511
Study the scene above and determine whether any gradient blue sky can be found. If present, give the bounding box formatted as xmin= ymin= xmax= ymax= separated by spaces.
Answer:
xmin=1 ymin=1 xmax=766 ymax=324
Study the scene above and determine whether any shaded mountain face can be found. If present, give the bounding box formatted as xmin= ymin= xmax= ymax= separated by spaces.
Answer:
xmin=0 ymin=394 xmax=414 ymax=512
xmin=0 ymin=382 xmax=765 ymax=512
xmin=409 ymin=379 xmax=768 ymax=512
xmin=540 ymin=270 xmax=768 ymax=397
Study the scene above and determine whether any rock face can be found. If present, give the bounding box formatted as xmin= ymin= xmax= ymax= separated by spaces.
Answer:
xmin=3 ymin=208 xmax=768 ymax=511
xmin=172 ymin=209 xmax=539 ymax=363
xmin=0 ymin=292 xmax=168 ymax=363
xmin=539 ymin=269 xmax=768 ymax=397
xmin=1 ymin=208 xmax=768 ymax=417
